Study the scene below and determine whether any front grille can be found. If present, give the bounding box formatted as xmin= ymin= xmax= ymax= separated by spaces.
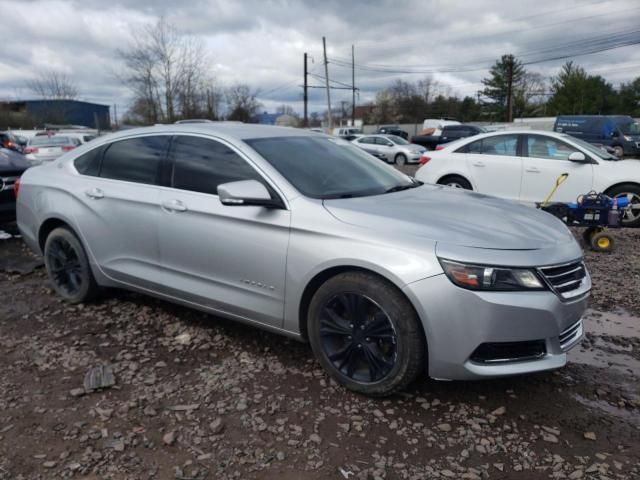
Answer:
xmin=559 ymin=319 xmax=583 ymax=351
xmin=538 ymin=260 xmax=588 ymax=300
xmin=0 ymin=176 xmax=19 ymax=193
xmin=470 ymin=340 xmax=546 ymax=364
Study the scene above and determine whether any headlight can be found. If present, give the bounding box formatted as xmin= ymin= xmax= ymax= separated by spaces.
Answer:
xmin=439 ymin=259 xmax=545 ymax=291
xmin=623 ymin=135 xmax=632 ymax=142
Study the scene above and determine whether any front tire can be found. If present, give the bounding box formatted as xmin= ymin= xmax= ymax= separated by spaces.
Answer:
xmin=308 ymin=272 xmax=426 ymax=397
xmin=606 ymin=183 xmax=640 ymax=227
xmin=612 ymin=145 xmax=624 ymax=158
xmin=395 ymin=153 xmax=407 ymax=165
xmin=44 ymin=227 xmax=99 ymax=303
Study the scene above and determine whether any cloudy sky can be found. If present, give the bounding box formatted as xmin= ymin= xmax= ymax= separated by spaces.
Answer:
xmin=1 ymin=0 xmax=639 ymax=118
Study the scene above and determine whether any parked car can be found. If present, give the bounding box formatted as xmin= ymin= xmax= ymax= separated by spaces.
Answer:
xmin=415 ymin=130 xmax=640 ymax=226
xmin=333 ymin=127 xmax=362 ymax=141
xmin=554 ymin=115 xmax=640 ymax=158
xmin=0 ymin=131 xmax=24 ymax=153
xmin=17 ymin=124 xmax=590 ymax=396
xmin=376 ymin=126 xmax=409 ymax=140
xmin=63 ymin=132 xmax=98 ymax=144
xmin=412 ymin=124 xmax=485 ymax=150
xmin=351 ymin=134 xmax=426 ymax=164
xmin=0 ymin=148 xmax=30 ymax=222
xmin=422 ymin=118 xmax=460 ymax=136
xmin=24 ymin=135 xmax=80 ymax=164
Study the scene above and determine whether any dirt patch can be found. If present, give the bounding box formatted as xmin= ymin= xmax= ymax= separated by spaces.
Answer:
xmin=0 ymin=229 xmax=639 ymax=479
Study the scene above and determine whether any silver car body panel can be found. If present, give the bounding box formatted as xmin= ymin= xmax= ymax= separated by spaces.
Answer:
xmin=17 ymin=123 xmax=589 ymax=380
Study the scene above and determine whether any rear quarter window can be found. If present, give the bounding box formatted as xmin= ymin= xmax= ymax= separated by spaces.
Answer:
xmin=74 ymin=147 xmax=103 ymax=176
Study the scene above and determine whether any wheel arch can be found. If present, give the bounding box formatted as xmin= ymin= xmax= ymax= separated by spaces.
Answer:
xmin=38 ymin=217 xmax=78 ymax=251
xmin=437 ymin=173 xmax=474 ymax=190
xmin=604 ymin=181 xmax=640 ymax=196
xmin=296 ymin=265 xmax=427 ymax=346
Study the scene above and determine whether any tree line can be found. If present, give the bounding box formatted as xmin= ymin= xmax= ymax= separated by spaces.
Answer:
xmin=365 ymin=54 xmax=640 ymax=125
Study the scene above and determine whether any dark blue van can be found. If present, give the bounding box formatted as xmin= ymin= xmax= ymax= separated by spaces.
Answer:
xmin=554 ymin=115 xmax=640 ymax=157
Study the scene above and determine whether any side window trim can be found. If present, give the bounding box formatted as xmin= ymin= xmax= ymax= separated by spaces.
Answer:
xmin=166 ymin=133 xmax=288 ymax=208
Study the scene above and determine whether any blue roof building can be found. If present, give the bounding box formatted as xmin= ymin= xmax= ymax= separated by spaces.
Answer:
xmin=0 ymin=99 xmax=110 ymax=129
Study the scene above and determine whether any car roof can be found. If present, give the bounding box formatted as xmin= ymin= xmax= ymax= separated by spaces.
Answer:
xmin=102 ymin=123 xmax=316 ymax=142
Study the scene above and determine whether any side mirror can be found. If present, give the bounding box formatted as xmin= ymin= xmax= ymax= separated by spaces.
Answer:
xmin=568 ymin=152 xmax=587 ymax=162
xmin=218 ymin=180 xmax=282 ymax=208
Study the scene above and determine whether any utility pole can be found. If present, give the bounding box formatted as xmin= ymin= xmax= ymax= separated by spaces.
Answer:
xmin=322 ymin=36 xmax=332 ymax=131
xmin=506 ymin=57 xmax=514 ymax=123
xmin=351 ymin=44 xmax=355 ymax=127
xmin=303 ymin=52 xmax=308 ymax=128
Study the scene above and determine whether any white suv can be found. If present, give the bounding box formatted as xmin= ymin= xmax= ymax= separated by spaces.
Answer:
xmin=415 ymin=130 xmax=640 ymax=226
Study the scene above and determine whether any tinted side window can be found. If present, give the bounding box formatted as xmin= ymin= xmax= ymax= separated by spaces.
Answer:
xmin=171 ymin=136 xmax=263 ymax=195
xmin=527 ymin=136 xmax=578 ymax=161
xmin=375 ymin=137 xmax=391 ymax=146
xmin=100 ymin=136 xmax=169 ymax=185
xmin=74 ymin=147 xmax=102 ymax=176
xmin=360 ymin=137 xmax=375 ymax=144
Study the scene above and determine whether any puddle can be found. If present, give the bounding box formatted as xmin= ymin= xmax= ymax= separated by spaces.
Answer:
xmin=568 ymin=308 xmax=640 ymax=376
xmin=569 ymin=344 xmax=640 ymax=376
xmin=582 ymin=309 xmax=640 ymax=339
xmin=573 ymin=394 xmax=640 ymax=428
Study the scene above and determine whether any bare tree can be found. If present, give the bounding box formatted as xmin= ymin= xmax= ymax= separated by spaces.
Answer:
xmin=27 ymin=70 xmax=79 ymax=100
xmin=118 ymin=17 xmax=217 ymax=124
xmin=226 ymin=84 xmax=261 ymax=122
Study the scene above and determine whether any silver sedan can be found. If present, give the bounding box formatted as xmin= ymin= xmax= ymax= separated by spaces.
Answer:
xmin=25 ymin=135 xmax=80 ymax=164
xmin=16 ymin=124 xmax=589 ymax=396
xmin=351 ymin=134 xmax=426 ymax=164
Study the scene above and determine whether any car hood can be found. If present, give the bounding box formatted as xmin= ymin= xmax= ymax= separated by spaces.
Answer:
xmin=0 ymin=148 xmax=30 ymax=172
xmin=323 ymin=184 xmax=575 ymax=250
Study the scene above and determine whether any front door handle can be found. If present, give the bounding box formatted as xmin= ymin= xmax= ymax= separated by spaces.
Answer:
xmin=161 ymin=199 xmax=188 ymax=213
xmin=472 ymin=161 xmax=485 ymax=167
xmin=85 ymin=188 xmax=104 ymax=199
xmin=526 ymin=167 xmax=540 ymax=173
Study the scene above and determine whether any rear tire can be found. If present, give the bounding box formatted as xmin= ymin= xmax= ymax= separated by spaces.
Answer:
xmin=437 ymin=175 xmax=472 ymax=190
xmin=308 ymin=271 xmax=426 ymax=397
xmin=44 ymin=227 xmax=99 ymax=303
xmin=605 ymin=183 xmax=640 ymax=227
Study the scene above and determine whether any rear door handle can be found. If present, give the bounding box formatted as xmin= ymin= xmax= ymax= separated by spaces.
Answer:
xmin=161 ymin=199 xmax=188 ymax=213
xmin=526 ymin=167 xmax=540 ymax=173
xmin=85 ymin=188 xmax=104 ymax=199
xmin=472 ymin=161 xmax=485 ymax=167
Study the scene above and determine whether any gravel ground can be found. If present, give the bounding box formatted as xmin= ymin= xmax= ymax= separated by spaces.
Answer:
xmin=0 ymin=221 xmax=639 ymax=480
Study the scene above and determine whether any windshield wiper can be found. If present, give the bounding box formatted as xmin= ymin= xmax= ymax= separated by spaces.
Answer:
xmin=385 ymin=182 xmax=421 ymax=194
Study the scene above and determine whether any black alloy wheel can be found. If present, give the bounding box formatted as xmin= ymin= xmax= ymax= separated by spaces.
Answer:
xmin=319 ymin=293 xmax=397 ymax=383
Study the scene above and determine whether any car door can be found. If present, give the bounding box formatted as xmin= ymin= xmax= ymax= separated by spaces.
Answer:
xmin=463 ymin=134 xmax=523 ymax=202
xmin=356 ymin=136 xmax=379 ymax=156
xmin=374 ymin=137 xmax=394 ymax=161
xmin=519 ymin=134 xmax=594 ymax=206
xmin=72 ymin=135 xmax=170 ymax=286
xmin=157 ymin=134 xmax=291 ymax=328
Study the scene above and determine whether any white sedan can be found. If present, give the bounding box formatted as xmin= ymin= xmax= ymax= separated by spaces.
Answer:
xmin=415 ymin=130 xmax=640 ymax=226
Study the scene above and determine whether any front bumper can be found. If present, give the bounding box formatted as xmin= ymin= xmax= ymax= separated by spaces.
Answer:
xmin=403 ymin=272 xmax=589 ymax=380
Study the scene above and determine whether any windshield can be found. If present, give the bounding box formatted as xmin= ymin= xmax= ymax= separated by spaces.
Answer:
xmin=388 ymin=135 xmax=409 ymax=145
xmin=561 ymin=135 xmax=617 ymax=160
xmin=246 ymin=136 xmax=416 ymax=199
xmin=29 ymin=136 xmax=73 ymax=146
xmin=620 ymin=122 xmax=640 ymax=136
